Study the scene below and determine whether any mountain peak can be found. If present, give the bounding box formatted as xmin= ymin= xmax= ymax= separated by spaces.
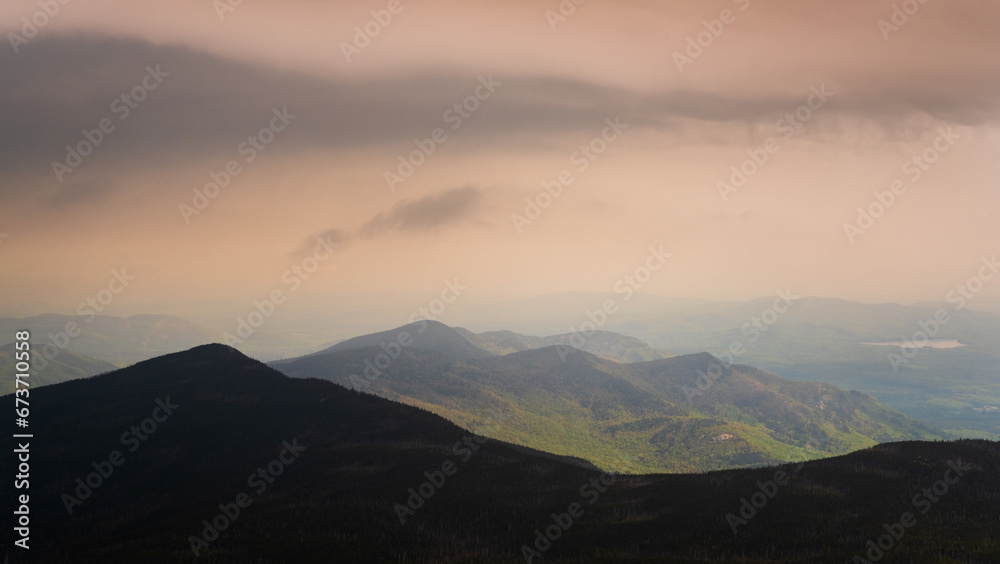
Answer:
xmin=129 ymin=342 xmax=251 ymax=366
xmin=316 ymin=319 xmax=494 ymax=361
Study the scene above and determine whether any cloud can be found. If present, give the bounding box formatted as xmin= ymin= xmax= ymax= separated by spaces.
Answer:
xmin=360 ymin=186 xmax=483 ymax=237
xmin=293 ymin=187 xmax=483 ymax=255
xmin=4 ymin=31 xmax=1000 ymax=194
xmin=295 ymin=228 xmax=349 ymax=256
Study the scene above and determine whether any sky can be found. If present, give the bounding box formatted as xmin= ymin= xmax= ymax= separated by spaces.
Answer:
xmin=1 ymin=0 xmax=999 ymax=321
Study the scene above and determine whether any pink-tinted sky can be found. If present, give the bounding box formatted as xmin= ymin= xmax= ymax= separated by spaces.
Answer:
xmin=1 ymin=0 xmax=999 ymax=318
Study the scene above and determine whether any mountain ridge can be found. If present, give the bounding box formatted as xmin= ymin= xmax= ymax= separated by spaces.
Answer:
xmin=271 ymin=323 xmax=943 ymax=473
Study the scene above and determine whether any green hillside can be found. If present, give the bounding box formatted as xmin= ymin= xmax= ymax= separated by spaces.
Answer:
xmin=271 ymin=323 xmax=942 ymax=473
xmin=610 ymin=296 xmax=1000 ymax=439
xmin=458 ymin=327 xmax=673 ymax=362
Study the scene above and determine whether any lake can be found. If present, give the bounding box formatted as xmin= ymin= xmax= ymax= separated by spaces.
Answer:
xmin=861 ymin=339 xmax=966 ymax=349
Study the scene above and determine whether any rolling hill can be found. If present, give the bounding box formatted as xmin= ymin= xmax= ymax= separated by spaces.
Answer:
xmin=271 ymin=322 xmax=943 ymax=473
xmin=611 ymin=296 xmax=1000 ymax=439
xmin=309 ymin=319 xmax=496 ymax=361
xmin=457 ymin=294 xmax=1000 ymax=439
xmin=276 ymin=319 xmax=673 ymax=365
xmin=458 ymin=327 xmax=673 ymax=362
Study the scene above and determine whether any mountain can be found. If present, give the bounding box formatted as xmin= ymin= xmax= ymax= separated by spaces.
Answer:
xmin=0 ymin=341 xmax=116 ymax=395
xmin=271 ymin=324 xmax=942 ymax=473
xmin=458 ymin=327 xmax=672 ymax=362
xmin=310 ymin=319 xmax=496 ymax=361
xmin=0 ymin=344 xmax=600 ymax=562
xmin=0 ymin=315 xmax=667 ymax=393
xmin=0 ymin=313 xmax=213 ymax=366
xmin=281 ymin=319 xmax=672 ymax=365
xmin=603 ymin=296 xmax=1000 ymax=439
xmin=3 ymin=345 xmax=997 ymax=562
xmin=449 ymin=294 xmax=1000 ymax=439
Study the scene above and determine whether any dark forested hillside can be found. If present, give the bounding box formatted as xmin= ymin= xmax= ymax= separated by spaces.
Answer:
xmin=3 ymin=345 xmax=997 ymax=563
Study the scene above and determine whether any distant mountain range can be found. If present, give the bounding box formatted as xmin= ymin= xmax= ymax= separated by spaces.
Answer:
xmin=297 ymin=320 xmax=673 ymax=364
xmin=0 ymin=310 xmax=944 ymax=474
xmin=0 ymin=313 xmax=671 ymax=395
xmin=458 ymin=327 xmax=673 ymax=362
xmin=611 ymin=296 xmax=1000 ymax=439
xmin=0 ymin=341 xmax=116 ymax=395
xmin=8 ymin=293 xmax=1000 ymax=443
xmin=448 ymin=293 xmax=1000 ymax=439
xmin=0 ymin=313 xmax=212 ymax=365
xmin=271 ymin=321 xmax=942 ymax=473
xmin=4 ymin=345 xmax=996 ymax=562
xmin=0 ymin=314 xmax=213 ymax=394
